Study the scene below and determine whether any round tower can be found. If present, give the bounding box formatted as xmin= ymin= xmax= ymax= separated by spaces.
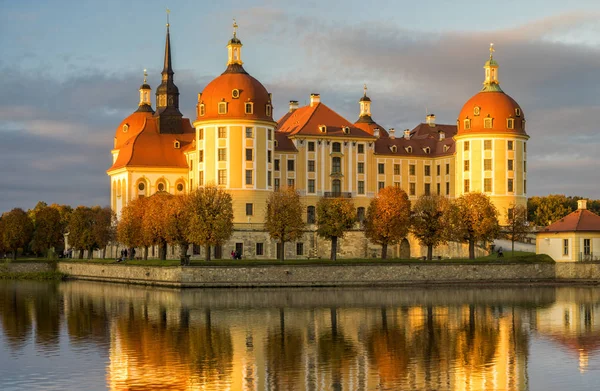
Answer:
xmin=454 ymin=44 xmax=529 ymax=225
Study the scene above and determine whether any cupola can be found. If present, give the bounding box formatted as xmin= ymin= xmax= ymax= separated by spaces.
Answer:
xmin=136 ymin=69 xmax=154 ymax=113
xmin=482 ymin=43 xmax=502 ymax=92
xmin=359 ymin=84 xmax=372 ymax=118
xmin=227 ymin=19 xmax=243 ymax=67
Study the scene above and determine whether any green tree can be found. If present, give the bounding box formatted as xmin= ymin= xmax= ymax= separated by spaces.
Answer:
xmin=411 ymin=194 xmax=451 ymax=260
xmin=448 ymin=193 xmax=500 ymax=259
xmin=69 ymin=206 xmax=95 ymax=259
xmin=31 ymin=205 xmax=63 ymax=258
xmin=186 ymin=185 xmax=234 ymax=261
xmin=265 ymin=187 xmax=305 ymax=261
xmin=364 ymin=186 xmax=411 ymax=259
xmin=0 ymin=208 xmax=34 ymax=260
xmin=316 ymin=197 xmax=355 ymax=261
xmin=505 ymin=204 xmax=531 ymax=255
xmin=529 ymin=194 xmax=571 ymax=226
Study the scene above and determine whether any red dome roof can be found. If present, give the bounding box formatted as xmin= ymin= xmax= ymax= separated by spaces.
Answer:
xmin=113 ymin=111 xmax=154 ymax=149
xmin=197 ymin=68 xmax=274 ymax=123
xmin=457 ymin=91 xmax=526 ymax=136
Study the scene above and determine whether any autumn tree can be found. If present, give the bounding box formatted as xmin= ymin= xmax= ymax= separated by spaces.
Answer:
xmin=316 ymin=197 xmax=356 ymax=261
xmin=364 ymin=187 xmax=411 ymax=259
xmin=411 ymin=194 xmax=451 ymax=260
xmin=447 ymin=193 xmax=500 ymax=259
xmin=31 ymin=205 xmax=63 ymax=257
xmin=143 ymin=192 xmax=172 ymax=260
xmin=186 ymin=185 xmax=234 ymax=261
xmin=163 ymin=194 xmax=192 ymax=265
xmin=69 ymin=206 xmax=95 ymax=259
xmin=265 ymin=187 xmax=305 ymax=261
xmin=117 ymin=197 xmax=150 ymax=260
xmin=0 ymin=208 xmax=34 ymax=260
xmin=505 ymin=204 xmax=530 ymax=255
xmin=91 ymin=206 xmax=116 ymax=259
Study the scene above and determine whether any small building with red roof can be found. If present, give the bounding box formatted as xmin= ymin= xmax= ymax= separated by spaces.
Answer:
xmin=537 ymin=200 xmax=600 ymax=262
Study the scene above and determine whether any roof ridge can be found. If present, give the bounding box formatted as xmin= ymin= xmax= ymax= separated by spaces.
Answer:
xmin=575 ymin=208 xmax=585 ymax=230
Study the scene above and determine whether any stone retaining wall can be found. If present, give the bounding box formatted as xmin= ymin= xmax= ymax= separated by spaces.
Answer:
xmin=0 ymin=262 xmax=55 ymax=273
xmin=555 ymin=262 xmax=600 ymax=280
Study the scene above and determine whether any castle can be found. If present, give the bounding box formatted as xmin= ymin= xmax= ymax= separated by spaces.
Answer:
xmin=107 ymin=21 xmax=529 ymax=259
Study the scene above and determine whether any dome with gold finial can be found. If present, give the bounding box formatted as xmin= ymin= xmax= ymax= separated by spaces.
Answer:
xmin=457 ymin=44 xmax=526 ymax=136
xmin=196 ymin=20 xmax=274 ymax=123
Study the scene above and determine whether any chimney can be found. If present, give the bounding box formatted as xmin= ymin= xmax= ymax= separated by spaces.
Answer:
xmin=389 ymin=128 xmax=395 ymax=139
xmin=404 ymin=129 xmax=410 ymax=139
xmin=426 ymin=114 xmax=436 ymax=127
xmin=439 ymin=130 xmax=445 ymax=140
xmin=374 ymin=128 xmax=380 ymax=138
xmin=289 ymin=100 xmax=299 ymax=112
xmin=578 ymin=199 xmax=588 ymax=210
xmin=310 ymin=93 xmax=320 ymax=107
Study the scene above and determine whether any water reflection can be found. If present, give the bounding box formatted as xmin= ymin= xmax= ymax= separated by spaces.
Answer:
xmin=0 ymin=281 xmax=599 ymax=390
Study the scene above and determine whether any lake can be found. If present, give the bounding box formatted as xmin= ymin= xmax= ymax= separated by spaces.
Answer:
xmin=0 ymin=280 xmax=599 ymax=390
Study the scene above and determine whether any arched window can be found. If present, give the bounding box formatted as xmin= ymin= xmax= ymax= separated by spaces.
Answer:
xmin=332 ymin=142 xmax=341 ymax=153
xmin=357 ymin=207 xmax=365 ymax=223
xmin=307 ymin=206 xmax=316 ymax=224
xmin=176 ymin=183 xmax=184 ymax=193
xmin=332 ymin=157 xmax=341 ymax=174
xmin=137 ymin=181 xmax=146 ymax=197
xmin=156 ymin=181 xmax=166 ymax=192
xmin=332 ymin=179 xmax=341 ymax=195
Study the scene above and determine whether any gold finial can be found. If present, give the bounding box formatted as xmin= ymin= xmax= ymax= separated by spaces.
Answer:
xmin=166 ymin=8 xmax=170 ymax=27
xmin=489 ymin=42 xmax=495 ymax=59
xmin=363 ymin=83 xmax=367 ymax=96
xmin=143 ymin=68 xmax=147 ymax=83
xmin=233 ymin=18 xmax=238 ymax=37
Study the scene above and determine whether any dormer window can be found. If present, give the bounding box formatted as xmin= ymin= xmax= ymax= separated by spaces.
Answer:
xmin=443 ymin=145 xmax=450 ymax=152
xmin=174 ymin=140 xmax=181 ymax=149
xmin=318 ymin=125 xmax=327 ymax=133
xmin=266 ymin=104 xmax=272 ymax=117
xmin=232 ymin=89 xmax=240 ymax=99
xmin=245 ymin=102 xmax=253 ymax=114
xmin=474 ymin=106 xmax=481 ymax=116
xmin=507 ymin=118 xmax=515 ymax=129
xmin=274 ymin=140 xmax=279 ymax=147
xmin=515 ymin=108 xmax=521 ymax=117
xmin=405 ymin=146 xmax=412 ymax=153
xmin=218 ymin=102 xmax=228 ymax=114
xmin=484 ymin=117 xmax=493 ymax=129
xmin=342 ymin=126 xmax=350 ymax=134
xmin=199 ymin=104 xmax=205 ymax=116
xmin=123 ymin=124 xmax=129 ymax=133
xmin=423 ymin=147 xmax=431 ymax=154
xmin=464 ymin=118 xmax=471 ymax=130
xmin=390 ymin=145 xmax=397 ymax=153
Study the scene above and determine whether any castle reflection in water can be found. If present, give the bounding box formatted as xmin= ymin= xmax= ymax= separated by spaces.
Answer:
xmin=1 ymin=281 xmax=599 ymax=390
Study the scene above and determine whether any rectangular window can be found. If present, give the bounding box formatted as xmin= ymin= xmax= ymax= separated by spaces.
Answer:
xmin=245 ymin=103 xmax=253 ymax=115
xmin=308 ymin=160 xmax=315 ymax=172
xmin=308 ymin=141 xmax=315 ymax=152
xmin=358 ymin=144 xmax=365 ymax=154
xmin=296 ymin=242 xmax=304 ymax=256
xmin=268 ymin=150 xmax=272 ymax=163
xmin=199 ymin=150 xmax=204 ymax=162
xmin=508 ymin=140 xmax=514 ymax=150
xmin=409 ymin=164 xmax=416 ymax=176
xmin=394 ymin=182 xmax=400 ymax=188
xmin=508 ymin=159 xmax=513 ymax=171
xmin=287 ymin=159 xmax=295 ymax=171
xmin=446 ymin=182 xmax=450 ymax=195
xmin=424 ymin=165 xmax=431 ymax=176
xmin=484 ymin=159 xmax=492 ymax=171
xmin=394 ymin=164 xmax=400 ymax=175
xmin=508 ymin=178 xmax=514 ymax=192
xmin=235 ymin=242 xmax=243 ymax=257
xmin=437 ymin=183 xmax=441 ymax=195
xmin=484 ymin=140 xmax=492 ymax=150
xmin=524 ymin=179 xmax=527 ymax=193
xmin=268 ymin=171 xmax=272 ymax=186
xmin=198 ymin=128 xmax=204 ymax=140
xmin=464 ymin=179 xmax=470 ymax=193
xmin=378 ymin=163 xmax=385 ymax=174
xmin=563 ymin=239 xmax=569 ymax=256
xmin=484 ymin=178 xmax=492 ymax=192
xmin=246 ymin=203 xmax=253 ymax=216
xmin=358 ymin=181 xmax=365 ymax=194
xmin=268 ymin=129 xmax=272 ymax=140
xmin=218 ymin=127 xmax=227 ymax=138
xmin=424 ymin=183 xmax=431 ymax=195
xmin=218 ymin=148 xmax=227 ymax=161
xmin=308 ymin=179 xmax=315 ymax=193
xmin=190 ymin=159 xmax=193 ymax=171
xmin=436 ymin=165 xmax=441 ymax=176
xmin=409 ymin=182 xmax=416 ymax=196
xmin=274 ymin=178 xmax=280 ymax=190
xmin=524 ymin=142 xmax=527 ymax=153
xmin=357 ymin=162 xmax=364 ymax=174
xmin=464 ymin=141 xmax=470 ymax=151
xmin=218 ymin=169 xmax=227 ymax=185
xmin=446 ymin=163 xmax=450 ymax=175
xmin=584 ymin=239 xmax=591 ymax=255
xmin=507 ymin=118 xmax=514 ymax=129
xmin=378 ymin=181 xmax=385 ymax=191
xmin=524 ymin=161 xmax=527 ymax=172
xmin=246 ymin=170 xmax=253 ymax=185
xmin=464 ymin=160 xmax=470 ymax=171
xmin=218 ymin=102 xmax=227 ymax=114
xmin=245 ymin=127 xmax=253 ymax=138
xmin=287 ymin=179 xmax=295 ymax=188
xmin=274 ymin=159 xmax=280 ymax=171
xmin=199 ymin=171 xmax=204 ymax=186
xmin=484 ymin=118 xmax=493 ymax=128
xmin=256 ymin=243 xmax=264 ymax=256
xmin=246 ymin=148 xmax=253 ymax=161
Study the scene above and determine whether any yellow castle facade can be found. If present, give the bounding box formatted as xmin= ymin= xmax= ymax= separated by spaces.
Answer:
xmin=107 ymin=22 xmax=529 ymax=259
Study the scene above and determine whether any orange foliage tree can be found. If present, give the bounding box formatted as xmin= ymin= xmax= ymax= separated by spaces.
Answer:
xmin=142 ymin=192 xmax=172 ymax=260
xmin=265 ymin=187 xmax=305 ymax=261
xmin=117 ymin=197 xmax=151 ymax=259
xmin=163 ymin=194 xmax=192 ymax=265
xmin=31 ymin=205 xmax=63 ymax=257
xmin=0 ymin=208 xmax=34 ymax=260
xmin=364 ymin=186 xmax=412 ymax=259
xmin=411 ymin=194 xmax=451 ymax=260
xmin=316 ymin=197 xmax=355 ymax=261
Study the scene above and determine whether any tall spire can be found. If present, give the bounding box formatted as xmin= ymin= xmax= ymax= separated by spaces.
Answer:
xmin=482 ymin=43 xmax=503 ymax=92
xmin=155 ymin=9 xmax=182 ymax=133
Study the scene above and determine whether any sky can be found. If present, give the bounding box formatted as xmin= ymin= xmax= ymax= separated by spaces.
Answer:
xmin=1 ymin=0 xmax=600 ymax=213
